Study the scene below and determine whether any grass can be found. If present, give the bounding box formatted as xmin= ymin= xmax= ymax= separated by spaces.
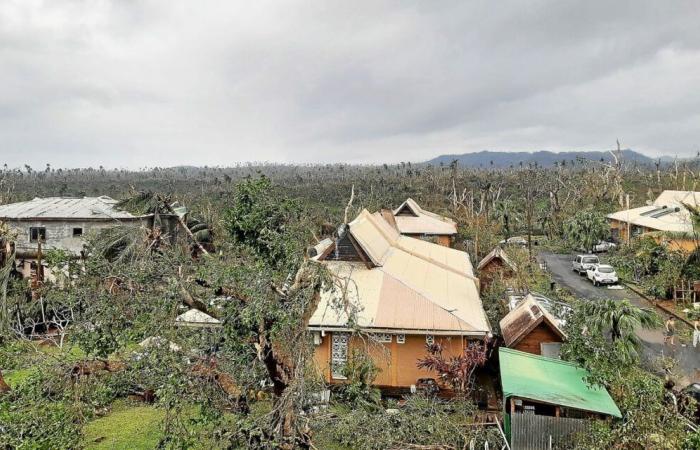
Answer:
xmin=3 ymin=368 xmax=36 ymax=388
xmin=82 ymin=400 xmax=166 ymax=450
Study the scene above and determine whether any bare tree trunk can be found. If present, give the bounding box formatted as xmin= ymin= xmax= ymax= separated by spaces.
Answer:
xmin=0 ymin=369 xmax=9 ymax=393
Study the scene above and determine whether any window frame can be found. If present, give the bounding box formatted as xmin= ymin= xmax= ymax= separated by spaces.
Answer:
xmin=29 ymin=227 xmax=47 ymax=243
xmin=72 ymin=227 xmax=83 ymax=237
xmin=331 ymin=332 xmax=350 ymax=380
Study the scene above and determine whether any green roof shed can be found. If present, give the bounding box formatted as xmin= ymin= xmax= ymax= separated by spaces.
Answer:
xmin=499 ymin=347 xmax=621 ymax=418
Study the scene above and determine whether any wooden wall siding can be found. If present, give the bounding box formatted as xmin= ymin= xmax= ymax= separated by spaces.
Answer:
xmin=513 ymin=323 xmax=563 ymax=356
xmin=323 ymin=233 xmax=364 ymax=262
xmin=395 ymin=205 xmax=418 ymax=216
xmin=436 ymin=235 xmax=452 ymax=248
xmin=479 ymin=259 xmax=513 ymax=292
xmin=511 ymin=413 xmax=592 ymax=450
xmin=313 ymin=333 xmax=468 ymax=388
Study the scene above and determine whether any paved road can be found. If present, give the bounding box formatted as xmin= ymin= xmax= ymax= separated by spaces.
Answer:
xmin=539 ymin=251 xmax=700 ymax=385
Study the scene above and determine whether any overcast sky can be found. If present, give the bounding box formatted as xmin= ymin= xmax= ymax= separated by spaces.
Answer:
xmin=1 ymin=1 xmax=699 ymax=168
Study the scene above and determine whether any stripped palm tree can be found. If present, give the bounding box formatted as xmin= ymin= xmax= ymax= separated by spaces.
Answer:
xmin=582 ymin=298 xmax=660 ymax=363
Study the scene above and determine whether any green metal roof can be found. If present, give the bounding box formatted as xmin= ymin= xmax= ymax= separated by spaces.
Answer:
xmin=499 ymin=348 xmax=621 ymax=418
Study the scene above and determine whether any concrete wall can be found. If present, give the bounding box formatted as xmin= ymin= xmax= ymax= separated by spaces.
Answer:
xmin=313 ymin=332 xmax=471 ymax=388
xmin=5 ymin=219 xmax=145 ymax=256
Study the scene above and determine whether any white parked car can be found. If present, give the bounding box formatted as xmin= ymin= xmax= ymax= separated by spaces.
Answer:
xmin=592 ymin=241 xmax=617 ymax=252
xmin=586 ymin=264 xmax=619 ymax=286
xmin=499 ymin=236 xmax=527 ymax=246
xmin=572 ymin=254 xmax=599 ymax=275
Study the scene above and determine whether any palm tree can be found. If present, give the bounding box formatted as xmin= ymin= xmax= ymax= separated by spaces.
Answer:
xmin=583 ymin=299 xmax=660 ymax=362
xmin=564 ymin=210 xmax=608 ymax=253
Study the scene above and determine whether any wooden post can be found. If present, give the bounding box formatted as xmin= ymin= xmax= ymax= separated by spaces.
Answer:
xmin=626 ymin=194 xmax=631 ymax=244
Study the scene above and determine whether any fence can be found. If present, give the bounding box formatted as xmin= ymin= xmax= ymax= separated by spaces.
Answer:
xmin=510 ymin=413 xmax=592 ymax=450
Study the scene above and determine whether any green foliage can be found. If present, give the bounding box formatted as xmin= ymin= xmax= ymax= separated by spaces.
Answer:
xmin=609 ymin=237 xmax=691 ymax=298
xmin=314 ymin=396 xmax=503 ymax=450
xmin=561 ymin=299 xmax=659 ymax=380
xmin=223 ymin=175 xmax=305 ymax=269
xmin=335 ymin=348 xmax=381 ymax=409
xmin=563 ymin=209 xmax=608 ymax=252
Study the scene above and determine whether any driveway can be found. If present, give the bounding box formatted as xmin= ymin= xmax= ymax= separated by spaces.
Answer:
xmin=539 ymin=251 xmax=700 ymax=385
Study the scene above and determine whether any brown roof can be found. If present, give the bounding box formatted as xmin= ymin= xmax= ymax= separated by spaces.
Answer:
xmin=477 ymin=246 xmax=516 ymax=271
xmin=499 ymin=294 xmax=565 ymax=347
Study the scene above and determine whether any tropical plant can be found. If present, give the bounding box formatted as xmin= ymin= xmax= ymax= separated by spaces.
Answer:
xmin=563 ymin=209 xmax=608 ymax=252
xmin=580 ymin=299 xmax=660 ymax=363
xmin=417 ymin=340 xmax=488 ymax=394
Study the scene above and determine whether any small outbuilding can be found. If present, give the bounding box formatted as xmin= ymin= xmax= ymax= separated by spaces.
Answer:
xmin=500 ymin=348 xmax=621 ymax=449
xmin=477 ymin=246 xmax=516 ymax=292
xmin=499 ymin=294 xmax=565 ymax=358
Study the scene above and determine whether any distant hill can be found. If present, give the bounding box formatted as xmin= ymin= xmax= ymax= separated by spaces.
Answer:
xmin=425 ymin=149 xmax=658 ymax=168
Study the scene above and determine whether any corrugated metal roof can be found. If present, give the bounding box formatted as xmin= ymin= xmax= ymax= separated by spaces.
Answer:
xmin=500 ymin=348 xmax=621 ymax=417
xmin=499 ymin=294 xmax=565 ymax=347
xmin=606 ymin=190 xmax=699 ymax=233
xmin=0 ymin=196 xmax=137 ymax=220
xmin=310 ymin=209 xmax=489 ymax=335
xmin=393 ymin=198 xmax=458 ymax=236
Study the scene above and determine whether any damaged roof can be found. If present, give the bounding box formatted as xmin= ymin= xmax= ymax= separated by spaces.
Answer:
xmin=500 ymin=294 xmax=565 ymax=347
xmin=606 ymin=190 xmax=699 ymax=233
xmin=393 ymin=198 xmax=458 ymax=236
xmin=309 ymin=209 xmax=489 ymax=335
xmin=0 ymin=196 xmax=138 ymax=221
xmin=500 ymin=348 xmax=621 ymax=417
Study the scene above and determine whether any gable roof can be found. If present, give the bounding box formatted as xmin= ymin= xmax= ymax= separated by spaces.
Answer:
xmin=477 ymin=246 xmax=517 ymax=271
xmin=175 ymin=308 xmax=222 ymax=328
xmin=310 ymin=210 xmax=488 ymax=335
xmin=392 ymin=198 xmax=458 ymax=236
xmin=500 ymin=294 xmax=565 ymax=347
xmin=499 ymin=348 xmax=621 ymax=417
xmin=606 ymin=190 xmax=699 ymax=233
xmin=0 ymin=196 xmax=138 ymax=221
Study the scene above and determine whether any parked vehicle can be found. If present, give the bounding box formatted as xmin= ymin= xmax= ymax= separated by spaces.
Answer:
xmin=572 ymin=254 xmax=599 ymax=275
xmin=499 ymin=236 xmax=527 ymax=246
xmin=592 ymin=241 xmax=617 ymax=252
xmin=586 ymin=264 xmax=619 ymax=286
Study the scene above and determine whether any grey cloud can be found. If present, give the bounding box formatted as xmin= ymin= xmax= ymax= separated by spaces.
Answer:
xmin=0 ymin=0 xmax=699 ymax=168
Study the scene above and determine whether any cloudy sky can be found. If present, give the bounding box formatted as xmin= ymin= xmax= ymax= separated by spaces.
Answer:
xmin=1 ymin=1 xmax=699 ymax=168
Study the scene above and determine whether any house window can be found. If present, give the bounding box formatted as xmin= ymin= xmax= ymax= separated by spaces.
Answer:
xmin=426 ymin=335 xmax=435 ymax=346
xmin=72 ymin=227 xmax=83 ymax=237
xmin=396 ymin=334 xmax=406 ymax=344
xmin=331 ymin=333 xmax=349 ymax=380
xmin=371 ymin=333 xmax=392 ymax=343
xmin=29 ymin=227 xmax=46 ymax=243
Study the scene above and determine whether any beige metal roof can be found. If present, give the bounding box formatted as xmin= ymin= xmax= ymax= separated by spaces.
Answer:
xmin=499 ymin=294 xmax=565 ymax=347
xmin=606 ymin=190 xmax=699 ymax=233
xmin=393 ymin=198 xmax=458 ymax=236
xmin=310 ymin=210 xmax=489 ymax=335
xmin=0 ymin=196 xmax=137 ymax=220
